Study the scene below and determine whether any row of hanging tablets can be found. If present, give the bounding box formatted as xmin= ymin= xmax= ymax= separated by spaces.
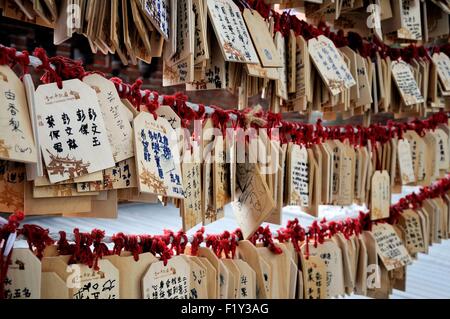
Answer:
xmin=5 ymin=186 xmax=450 ymax=299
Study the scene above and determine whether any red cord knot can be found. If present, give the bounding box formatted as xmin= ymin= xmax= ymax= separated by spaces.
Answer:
xmin=266 ymin=112 xmax=282 ymax=129
xmin=307 ymin=220 xmax=324 ymax=248
xmin=228 ymin=109 xmax=246 ymax=130
xmin=171 ymin=93 xmax=196 ymax=128
xmin=232 ymin=228 xmax=244 ymax=242
xmin=210 ymin=106 xmax=230 ymax=136
xmin=2 ymin=211 xmax=25 ymax=233
xmin=283 ymin=218 xmax=306 ymax=253
xmin=34 ymin=47 xmax=63 ymax=88
xmin=342 ymin=217 xmax=358 ymax=240
xmin=130 ymin=78 xmax=144 ymax=111
xmin=141 ymin=89 xmax=159 ymax=119
xmin=196 ymin=104 xmax=206 ymax=120
xmin=126 ymin=235 xmax=143 ymax=261
xmin=327 ymin=221 xmax=340 ymax=239
xmin=112 ymin=232 xmax=126 ymax=256
xmin=15 ymin=50 xmax=30 ymax=75
xmin=71 ymin=228 xmax=94 ymax=268
xmin=266 ymin=112 xmax=283 ymax=140
xmin=275 ymin=229 xmax=289 ymax=243
xmin=319 ymin=218 xmax=329 ymax=237
xmin=410 ymin=118 xmax=426 ymax=137
xmin=150 ymin=236 xmax=173 ymax=266
xmin=19 ymin=224 xmax=54 ymax=259
xmin=57 ymin=231 xmax=73 ymax=256
xmin=34 ymin=47 xmax=86 ymax=88
xmin=249 ymin=226 xmax=282 ymax=255
xmin=0 ymin=210 xmax=24 ymax=299
xmin=162 ymin=94 xmax=176 ymax=107
xmin=110 ymin=77 xmax=131 ymax=99
xmin=358 ymin=212 xmax=372 ymax=232
xmin=0 ymin=45 xmax=17 ymax=65
xmin=205 ymin=234 xmax=220 ymax=257
xmin=219 ymin=230 xmax=232 ymax=258
xmin=174 ymin=230 xmax=188 ymax=255
xmin=251 ymin=0 xmax=271 ymax=19
xmin=190 ymin=227 xmax=205 ymax=256
xmin=91 ymin=229 xmax=110 ymax=271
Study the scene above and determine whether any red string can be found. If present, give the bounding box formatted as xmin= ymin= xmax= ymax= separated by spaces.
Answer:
xmin=15 ymin=50 xmax=30 ymax=75
xmin=142 ymin=89 xmax=159 ymax=119
xmin=126 ymin=235 xmax=143 ymax=261
xmin=150 ymin=235 xmax=173 ymax=266
xmin=249 ymin=226 xmax=283 ymax=255
xmin=190 ymin=227 xmax=205 ymax=256
xmin=162 ymin=94 xmax=176 ymax=107
xmin=205 ymin=234 xmax=220 ymax=257
xmin=173 ymin=230 xmax=188 ymax=255
xmin=0 ymin=211 xmax=25 ymax=299
xmin=18 ymin=224 xmax=54 ymax=259
xmin=112 ymin=232 xmax=126 ymax=256
xmin=277 ymin=218 xmax=306 ymax=253
xmin=70 ymin=228 xmax=94 ymax=268
xmin=1 ymin=44 xmax=448 ymax=150
xmin=33 ymin=47 xmax=63 ymax=89
xmin=205 ymin=229 xmax=240 ymax=259
xmin=196 ymin=104 xmax=206 ymax=120
xmin=110 ymin=77 xmax=132 ymax=100
xmin=91 ymin=229 xmax=110 ymax=271
xmin=0 ymin=45 xmax=17 ymax=66
xmin=210 ymin=106 xmax=230 ymax=136
xmin=171 ymin=93 xmax=197 ymax=128
xmin=57 ymin=231 xmax=73 ymax=256
xmin=33 ymin=47 xmax=86 ymax=89
xmin=3 ymin=174 xmax=450 ymax=276
xmin=130 ymin=79 xmax=144 ymax=111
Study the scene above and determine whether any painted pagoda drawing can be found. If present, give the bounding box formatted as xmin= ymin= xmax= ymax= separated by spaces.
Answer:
xmin=205 ymin=206 xmax=219 ymax=223
xmin=188 ymin=80 xmax=208 ymax=90
xmin=163 ymin=63 xmax=180 ymax=83
xmin=45 ymin=149 xmax=90 ymax=178
xmin=0 ymin=139 xmax=12 ymax=158
xmin=139 ymin=165 xmax=168 ymax=196
xmin=0 ymin=184 xmax=23 ymax=210
xmin=223 ymin=42 xmax=245 ymax=62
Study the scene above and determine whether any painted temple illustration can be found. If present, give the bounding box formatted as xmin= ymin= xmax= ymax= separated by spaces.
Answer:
xmin=46 ymin=149 xmax=90 ymax=178
xmin=139 ymin=165 xmax=168 ymax=196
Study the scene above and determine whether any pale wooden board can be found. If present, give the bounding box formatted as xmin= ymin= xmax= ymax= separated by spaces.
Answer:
xmin=142 ymin=256 xmax=190 ymax=299
xmin=70 ymin=260 xmax=120 ymax=299
xmin=370 ymin=170 xmax=391 ymax=221
xmin=4 ymin=249 xmax=41 ymax=299
xmin=243 ymin=9 xmax=281 ymax=68
xmin=207 ymin=0 xmax=259 ymax=64
xmin=0 ymin=65 xmax=37 ymax=164
xmin=231 ymin=163 xmax=275 ymax=239
xmin=372 ymin=223 xmax=412 ymax=271
xmin=308 ymin=35 xmax=356 ymax=96
xmin=391 ymin=60 xmax=425 ymax=106
xmin=24 ymin=181 xmax=93 ymax=215
xmin=34 ymin=79 xmax=115 ymax=183
xmin=105 ymin=252 xmax=158 ymax=299
xmin=141 ymin=0 xmax=170 ymax=40
xmin=41 ymin=272 xmax=70 ymax=299
xmin=133 ymin=112 xmax=183 ymax=198
xmin=83 ymin=74 xmax=134 ymax=162
xmin=23 ymin=74 xmax=44 ymax=179
xmin=0 ymin=161 xmax=25 ymax=213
